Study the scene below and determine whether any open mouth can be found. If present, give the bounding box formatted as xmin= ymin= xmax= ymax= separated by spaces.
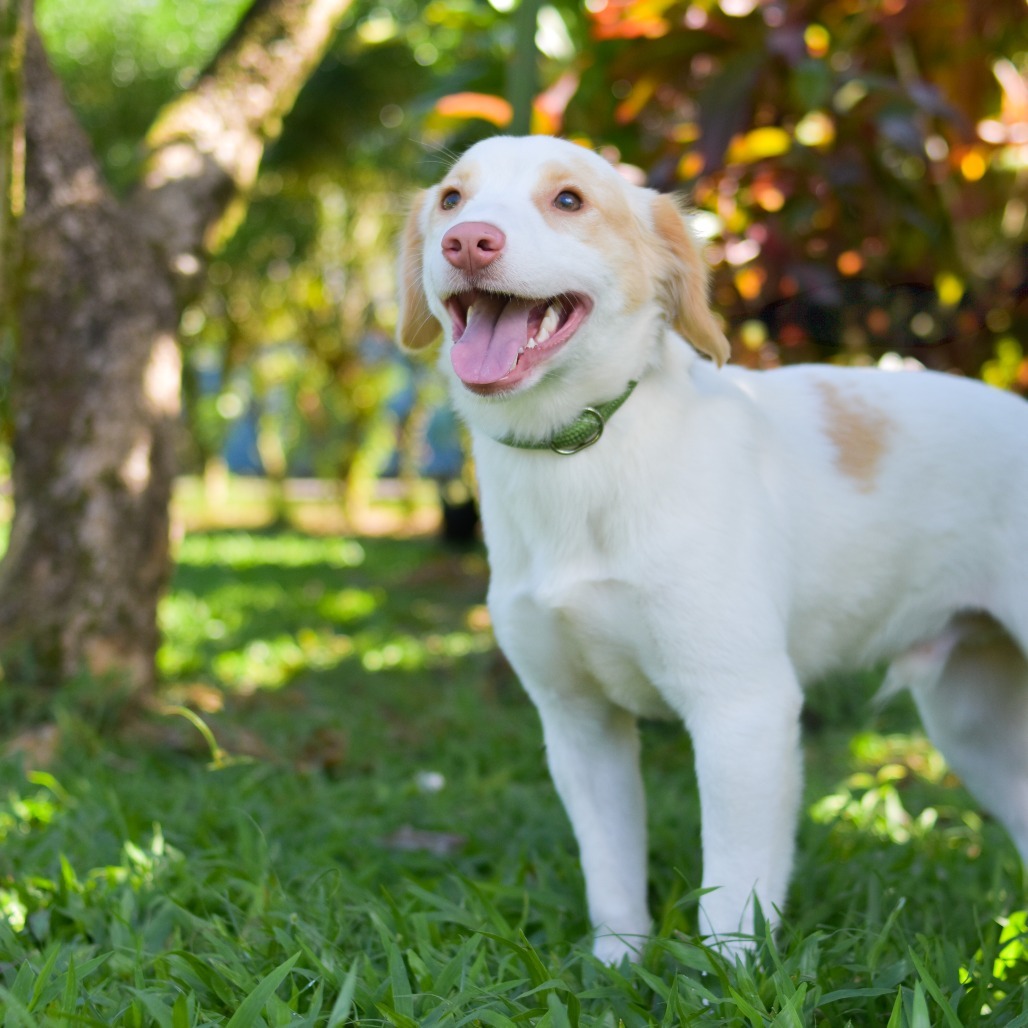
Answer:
xmin=444 ymin=290 xmax=592 ymax=395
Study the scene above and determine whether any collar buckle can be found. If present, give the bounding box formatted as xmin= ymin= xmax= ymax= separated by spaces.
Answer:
xmin=550 ymin=407 xmax=604 ymax=455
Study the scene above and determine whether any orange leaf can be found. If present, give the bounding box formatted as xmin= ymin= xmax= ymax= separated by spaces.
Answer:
xmin=434 ymin=93 xmax=513 ymax=128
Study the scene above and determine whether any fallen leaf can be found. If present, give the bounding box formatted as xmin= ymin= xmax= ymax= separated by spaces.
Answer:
xmin=380 ymin=824 xmax=466 ymax=857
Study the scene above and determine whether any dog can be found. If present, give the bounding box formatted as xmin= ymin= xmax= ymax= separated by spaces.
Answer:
xmin=396 ymin=134 xmax=1028 ymax=963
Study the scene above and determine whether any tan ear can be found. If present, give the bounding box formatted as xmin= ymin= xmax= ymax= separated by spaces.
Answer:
xmin=651 ymin=194 xmax=730 ymax=366
xmin=397 ymin=190 xmax=442 ymax=351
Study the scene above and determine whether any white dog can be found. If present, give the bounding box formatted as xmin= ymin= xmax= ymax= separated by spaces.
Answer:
xmin=397 ymin=134 xmax=1028 ymax=962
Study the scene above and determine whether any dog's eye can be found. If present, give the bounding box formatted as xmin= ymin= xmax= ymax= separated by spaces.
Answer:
xmin=440 ymin=190 xmax=461 ymax=211
xmin=554 ymin=190 xmax=583 ymax=212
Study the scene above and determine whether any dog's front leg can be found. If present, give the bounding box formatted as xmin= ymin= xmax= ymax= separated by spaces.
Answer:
xmin=682 ymin=662 xmax=804 ymax=953
xmin=535 ymin=694 xmax=651 ymax=964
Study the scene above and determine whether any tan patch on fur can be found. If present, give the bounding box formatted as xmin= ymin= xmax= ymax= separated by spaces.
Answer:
xmin=530 ymin=160 xmax=632 ymax=233
xmin=437 ymin=162 xmax=481 ymax=213
xmin=651 ymin=195 xmax=730 ymax=365
xmin=397 ymin=190 xmax=441 ymax=350
xmin=530 ymin=159 xmax=654 ymax=309
xmin=816 ymin=380 xmax=894 ymax=491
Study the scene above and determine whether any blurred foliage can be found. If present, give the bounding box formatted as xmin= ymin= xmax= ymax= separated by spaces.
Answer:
xmin=35 ymin=0 xmax=251 ymax=191
xmin=13 ymin=0 xmax=1028 ymax=491
xmin=559 ymin=0 xmax=1028 ymax=382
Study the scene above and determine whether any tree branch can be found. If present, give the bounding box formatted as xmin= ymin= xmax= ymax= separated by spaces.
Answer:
xmin=135 ymin=0 xmax=353 ymax=289
xmin=0 ymin=0 xmax=28 ymax=323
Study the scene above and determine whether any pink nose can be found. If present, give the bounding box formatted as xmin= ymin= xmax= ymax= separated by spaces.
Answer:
xmin=442 ymin=221 xmax=506 ymax=274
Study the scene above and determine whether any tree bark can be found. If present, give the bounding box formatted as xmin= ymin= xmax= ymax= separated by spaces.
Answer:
xmin=0 ymin=0 xmax=352 ymax=697
xmin=1 ymin=0 xmax=26 ymax=359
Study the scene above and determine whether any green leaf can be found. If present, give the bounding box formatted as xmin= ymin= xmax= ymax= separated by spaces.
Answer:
xmin=388 ymin=941 xmax=414 ymax=1019
xmin=326 ymin=959 xmax=359 ymax=1028
xmin=791 ymin=58 xmax=833 ymax=110
xmin=225 ymin=952 xmax=300 ymax=1028
xmin=12 ymin=961 xmax=34 ymax=1007
xmin=60 ymin=954 xmax=77 ymax=1018
xmin=545 ymin=992 xmax=573 ymax=1028
xmin=474 ymin=930 xmax=550 ymax=990
xmin=770 ymin=982 xmax=808 ymax=1028
xmin=0 ymin=987 xmax=39 ymax=1028
xmin=727 ymin=985 xmax=769 ymax=1028
xmin=465 ymin=1012 xmax=518 ymax=1028
xmin=886 ymin=988 xmax=905 ymax=1028
xmin=908 ymin=948 xmax=963 ymax=1028
xmin=28 ymin=946 xmax=61 ymax=1010
xmin=130 ymin=991 xmax=174 ymax=1028
xmin=171 ymin=993 xmax=190 ymax=1028
xmin=910 ymin=982 xmax=931 ymax=1028
xmin=374 ymin=1004 xmax=418 ymax=1028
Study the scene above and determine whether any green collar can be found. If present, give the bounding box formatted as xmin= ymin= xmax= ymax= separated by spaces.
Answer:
xmin=497 ymin=380 xmax=639 ymax=455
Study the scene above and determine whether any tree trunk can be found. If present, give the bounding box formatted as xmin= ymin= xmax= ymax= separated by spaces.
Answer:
xmin=0 ymin=0 xmax=352 ymax=698
xmin=1 ymin=0 xmax=26 ymax=407
xmin=0 ymin=28 xmax=180 ymax=692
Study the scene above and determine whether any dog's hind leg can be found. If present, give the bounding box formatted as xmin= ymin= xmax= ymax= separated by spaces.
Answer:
xmin=908 ymin=615 xmax=1028 ymax=863
xmin=534 ymin=693 xmax=652 ymax=964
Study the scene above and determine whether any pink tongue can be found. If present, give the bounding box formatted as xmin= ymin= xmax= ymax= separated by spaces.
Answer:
xmin=451 ymin=295 xmax=535 ymax=386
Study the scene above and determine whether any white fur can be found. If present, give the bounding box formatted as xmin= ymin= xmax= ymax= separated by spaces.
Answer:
xmin=398 ymin=135 xmax=1028 ymax=962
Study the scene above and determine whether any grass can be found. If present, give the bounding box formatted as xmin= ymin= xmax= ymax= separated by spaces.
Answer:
xmin=0 ymin=522 xmax=1026 ymax=1024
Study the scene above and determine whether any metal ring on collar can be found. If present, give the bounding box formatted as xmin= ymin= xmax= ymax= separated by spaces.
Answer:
xmin=550 ymin=407 xmax=604 ymax=455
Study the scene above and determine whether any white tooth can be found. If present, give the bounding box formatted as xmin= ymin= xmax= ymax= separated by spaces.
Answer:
xmin=542 ymin=303 xmax=560 ymax=333
xmin=526 ymin=338 xmax=537 ymax=349
xmin=466 ymin=304 xmax=475 ymax=320
xmin=532 ymin=304 xmax=560 ymax=346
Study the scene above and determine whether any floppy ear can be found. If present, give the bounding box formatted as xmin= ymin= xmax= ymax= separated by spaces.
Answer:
xmin=396 ymin=190 xmax=442 ymax=351
xmin=651 ymin=193 xmax=730 ymax=366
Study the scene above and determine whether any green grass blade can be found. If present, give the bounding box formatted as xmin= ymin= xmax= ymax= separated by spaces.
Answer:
xmin=886 ymin=988 xmax=904 ymax=1028
xmin=545 ymin=991 xmax=573 ymax=1028
xmin=387 ymin=941 xmax=415 ymax=1020
xmin=326 ymin=959 xmax=359 ymax=1028
xmin=60 ymin=953 xmax=77 ymax=1018
xmin=0 ymin=987 xmax=39 ymax=1028
xmin=130 ymin=990 xmax=174 ymax=1028
xmin=770 ymin=981 xmax=807 ymax=1028
xmin=907 ymin=947 xmax=964 ymax=1028
xmin=727 ymin=985 xmax=769 ymax=1028
xmin=463 ymin=1012 xmax=518 ymax=1028
xmin=28 ymin=946 xmax=61 ymax=1011
xmin=224 ymin=951 xmax=300 ymax=1028
xmin=7 ymin=961 xmax=34 ymax=1009
xmin=910 ymin=982 xmax=931 ymax=1028
xmin=171 ymin=994 xmax=190 ymax=1028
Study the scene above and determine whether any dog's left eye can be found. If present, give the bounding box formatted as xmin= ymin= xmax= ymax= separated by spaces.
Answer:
xmin=554 ymin=190 xmax=583 ymax=212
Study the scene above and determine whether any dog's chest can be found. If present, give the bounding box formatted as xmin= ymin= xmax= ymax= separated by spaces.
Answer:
xmin=481 ymin=457 xmax=679 ymax=718
xmin=493 ymin=570 xmax=677 ymax=719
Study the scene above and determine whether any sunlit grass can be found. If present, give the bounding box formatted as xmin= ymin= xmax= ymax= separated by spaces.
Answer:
xmin=175 ymin=531 xmax=369 ymax=570
xmin=0 ymin=526 xmax=1025 ymax=1022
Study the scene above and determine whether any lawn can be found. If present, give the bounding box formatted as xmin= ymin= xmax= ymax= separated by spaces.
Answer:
xmin=0 ymin=520 xmax=1026 ymax=1025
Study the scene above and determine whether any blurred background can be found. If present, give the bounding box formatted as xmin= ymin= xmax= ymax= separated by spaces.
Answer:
xmin=7 ymin=0 xmax=1025 ymax=531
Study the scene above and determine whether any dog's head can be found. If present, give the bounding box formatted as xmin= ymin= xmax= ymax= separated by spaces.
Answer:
xmin=398 ymin=135 xmax=728 ymax=401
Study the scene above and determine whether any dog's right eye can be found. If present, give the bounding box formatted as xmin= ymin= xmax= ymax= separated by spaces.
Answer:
xmin=440 ymin=190 xmax=461 ymax=211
